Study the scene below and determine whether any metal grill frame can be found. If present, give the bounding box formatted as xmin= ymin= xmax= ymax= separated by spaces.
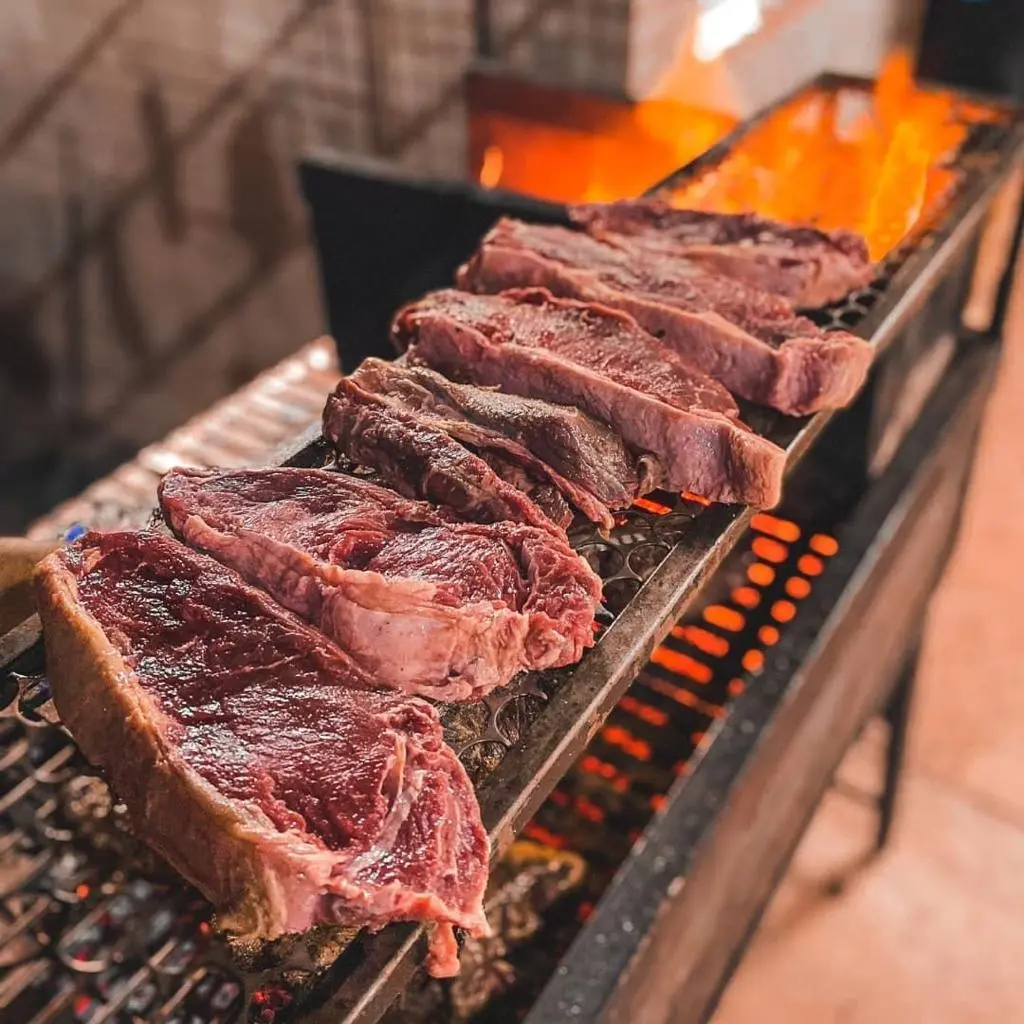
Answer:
xmin=1 ymin=73 xmax=1022 ymax=1024
xmin=523 ymin=338 xmax=999 ymax=1024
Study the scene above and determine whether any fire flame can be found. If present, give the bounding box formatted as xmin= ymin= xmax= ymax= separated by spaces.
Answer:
xmin=473 ymin=52 xmax=1005 ymax=260
xmin=669 ymin=51 xmax=1006 ymax=259
xmin=472 ymin=99 xmax=734 ymax=204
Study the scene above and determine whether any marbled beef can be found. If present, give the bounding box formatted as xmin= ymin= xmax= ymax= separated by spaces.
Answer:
xmin=159 ymin=467 xmax=602 ymax=701
xmin=35 ymin=531 xmax=489 ymax=977
xmin=457 ymin=218 xmax=874 ymax=415
xmin=325 ymin=359 xmax=656 ymax=532
xmin=570 ymin=200 xmax=875 ymax=309
xmin=324 ymin=374 xmax=562 ymax=530
xmin=394 ymin=288 xmax=785 ymax=508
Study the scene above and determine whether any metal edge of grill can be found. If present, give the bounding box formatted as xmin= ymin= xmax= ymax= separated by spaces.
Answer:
xmin=520 ymin=338 xmax=1000 ymax=1024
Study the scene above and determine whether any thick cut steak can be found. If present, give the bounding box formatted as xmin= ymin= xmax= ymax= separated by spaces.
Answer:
xmin=394 ymin=288 xmax=785 ymax=508
xmin=323 ymin=375 xmax=562 ymax=530
xmin=159 ymin=467 xmax=601 ymax=701
xmin=570 ymin=200 xmax=875 ymax=309
xmin=327 ymin=359 xmax=656 ymax=532
xmin=457 ymin=218 xmax=874 ymax=415
xmin=35 ymin=531 xmax=489 ymax=977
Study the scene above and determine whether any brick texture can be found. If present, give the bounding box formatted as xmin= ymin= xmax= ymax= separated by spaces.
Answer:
xmin=0 ymin=0 xmax=478 ymax=530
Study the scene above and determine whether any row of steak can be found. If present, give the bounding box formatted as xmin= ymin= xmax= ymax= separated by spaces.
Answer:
xmin=37 ymin=461 xmax=606 ymax=974
xmin=328 ymin=199 xmax=875 ymax=527
xmin=33 ymin=199 xmax=876 ymax=980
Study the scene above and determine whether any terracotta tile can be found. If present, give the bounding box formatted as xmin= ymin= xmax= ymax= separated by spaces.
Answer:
xmin=713 ymin=773 xmax=1024 ymax=1023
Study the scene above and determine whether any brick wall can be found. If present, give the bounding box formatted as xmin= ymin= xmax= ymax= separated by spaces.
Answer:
xmin=0 ymin=0 xmax=479 ymax=531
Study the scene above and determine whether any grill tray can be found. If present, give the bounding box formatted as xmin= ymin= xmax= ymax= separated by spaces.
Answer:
xmin=2 ymin=74 xmax=1022 ymax=1024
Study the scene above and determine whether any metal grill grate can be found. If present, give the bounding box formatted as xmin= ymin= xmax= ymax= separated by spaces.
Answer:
xmin=1 ymin=76 xmax=1019 ymax=1024
xmin=383 ymin=512 xmax=841 ymax=1022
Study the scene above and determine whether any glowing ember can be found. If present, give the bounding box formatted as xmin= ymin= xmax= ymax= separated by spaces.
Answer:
xmin=742 ymin=649 xmax=765 ymax=673
xmin=668 ymin=51 xmax=1007 ymax=260
xmin=524 ymin=823 xmax=566 ymax=849
xmin=771 ymin=600 xmax=797 ymax=623
xmin=752 ymin=514 xmax=801 ymax=543
xmin=650 ymin=646 xmax=714 ymax=683
xmin=810 ymin=534 xmax=840 ymax=557
xmin=798 ymin=554 xmax=824 ymax=577
xmin=703 ymin=604 xmax=746 ymax=632
xmin=619 ymin=694 xmax=670 ymax=727
xmin=601 ymin=725 xmax=652 ymax=761
xmin=681 ymin=491 xmax=713 ymax=507
xmin=672 ymin=624 xmax=730 ymax=658
xmin=633 ymin=496 xmax=673 ymax=515
xmin=751 ymin=536 xmax=789 ymax=564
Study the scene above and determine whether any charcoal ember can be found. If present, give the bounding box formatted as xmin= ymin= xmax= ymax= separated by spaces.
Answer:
xmin=383 ymin=842 xmax=587 ymax=1024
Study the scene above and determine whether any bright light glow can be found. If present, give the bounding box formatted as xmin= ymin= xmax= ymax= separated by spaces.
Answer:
xmin=478 ymin=145 xmax=504 ymax=189
xmin=694 ymin=0 xmax=763 ymax=63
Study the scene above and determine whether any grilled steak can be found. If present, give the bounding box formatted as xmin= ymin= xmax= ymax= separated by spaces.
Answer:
xmin=394 ymin=288 xmax=785 ymax=508
xmin=323 ymin=376 xmax=562 ymax=530
xmin=35 ymin=531 xmax=489 ymax=977
xmin=457 ymin=218 xmax=874 ymax=415
xmin=159 ymin=467 xmax=602 ymax=701
xmin=326 ymin=359 xmax=656 ymax=532
xmin=570 ymin=200 xmax=875 ymax=308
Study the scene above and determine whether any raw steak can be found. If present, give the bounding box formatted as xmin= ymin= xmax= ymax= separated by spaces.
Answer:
xmin=570 ymin=200 xmax=875 ymax=308
xmin=327 ymin=359 xmax=656 ymax=532
xmin=457 ymin=218 xmax=874 ymax=415
xmin=394 ymin=288 xmax=785 ymax=508
xmin=324 ymin=375 xmax=563 ymax=530
xmin=159 ymin=467 xmax=602 ymax=701
xmin=35 ymin=530 xmax=489 ymax=977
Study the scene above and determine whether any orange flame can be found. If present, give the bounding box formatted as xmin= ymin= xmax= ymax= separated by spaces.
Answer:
xmin=668 ymin=51 xmax=1006 ymax=260
xmin=479 ymin=145 xmax=504 ymax=189
xmin=473 ymin=99 xmax=734 ymax=204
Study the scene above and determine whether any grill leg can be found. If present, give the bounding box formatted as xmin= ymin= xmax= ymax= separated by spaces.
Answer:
xmin=875 ymin=650 xmax=918 ymax=852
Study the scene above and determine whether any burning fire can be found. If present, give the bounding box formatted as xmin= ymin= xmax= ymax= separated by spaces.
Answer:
xmin=669 ymin=52 xmax=1007 ymax=260
xmin=472 ymin=97 xmax=735 ymax=204
xmin=473 ymin=52 xmax=1005 ymax=260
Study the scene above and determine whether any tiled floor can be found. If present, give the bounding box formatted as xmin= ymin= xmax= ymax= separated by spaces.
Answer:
xmin=714 ymin=273 xmax=1024 ymax=1021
